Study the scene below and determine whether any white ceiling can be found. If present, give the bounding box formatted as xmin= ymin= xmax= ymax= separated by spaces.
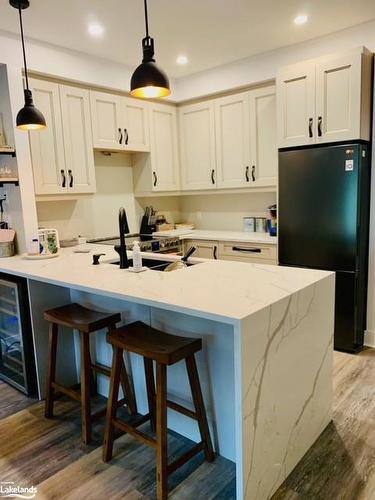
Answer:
xmin=0 ymin=0 xmax=375 ymax=78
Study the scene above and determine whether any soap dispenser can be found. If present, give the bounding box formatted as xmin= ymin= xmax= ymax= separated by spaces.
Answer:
xmin=132 ymin=241 xmax=143 ymax=272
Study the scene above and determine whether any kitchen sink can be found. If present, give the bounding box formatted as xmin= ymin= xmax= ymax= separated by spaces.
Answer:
xmin=110 ymin=258 xmax=196 ymax=271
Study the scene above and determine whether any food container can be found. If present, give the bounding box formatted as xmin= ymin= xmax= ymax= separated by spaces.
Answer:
xmin=0 ymin=229 xmax=16 ymax=257
xmin=243 ymin=217 xmax=255 ymax=232
xmin=0 ymin=240 xmax=15 ymax=257
xmin=255 ymin=217 xmax=267 ymax=233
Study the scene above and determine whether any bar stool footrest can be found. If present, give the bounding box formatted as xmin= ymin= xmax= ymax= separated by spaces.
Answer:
xmin=167 ymin=442 xmax=206 ymax=475
xmin=166 ymin=399 xmax=197 ymax=420
xmin=51 ymin=382 xmax=81 ymax=402
xmin=113 ymin=417 xmax=157 ymax=449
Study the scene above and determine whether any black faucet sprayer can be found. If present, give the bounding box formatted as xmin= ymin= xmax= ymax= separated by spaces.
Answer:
xmin=118 ymin=207 xmax=130 ymax=269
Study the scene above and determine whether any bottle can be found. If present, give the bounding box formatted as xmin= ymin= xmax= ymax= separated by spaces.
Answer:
xmin=132 ymin=241 xmax=142 ymax=272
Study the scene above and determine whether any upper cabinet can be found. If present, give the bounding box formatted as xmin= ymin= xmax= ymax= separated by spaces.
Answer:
xmin=133 ymin=102 xmax=180 ymax=193
xmin=28 ymin=78 xmax=96 ymax=196
xmin=249 ymin=86 xmax=277 ymax=187
xmin=179 ymin=85 xmax=277 ymax=191
xmin=277 ymin=47 xmax=373 ymax=148
xmin=90 ymin=91 xmax=149 ymax=152
xmin=179 ymin=101 xmax=217 ymax=190
xmin=215 ymin=92 xmax=251 ymax=189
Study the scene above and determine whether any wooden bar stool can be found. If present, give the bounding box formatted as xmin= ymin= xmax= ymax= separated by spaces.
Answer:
xmin=103 ymin=321 xmax=215 ymax=500
xmin=44 ymin=303 xmax=137 ymax=444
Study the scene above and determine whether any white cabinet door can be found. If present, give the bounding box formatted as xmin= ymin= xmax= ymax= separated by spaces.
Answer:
xmin=122 ymin=97 xmax=150 ymax=152
xmin=185 ymin=240 xmax=218 ymax=259
xmin=149 ymin=103 xmax=179 ymax=191
xmin=277 ymin=61 xmax=315 ymax=148
xmin=215 ymin=93 xmax=251 ymax=188
xmin=249 ymin=86 xmax=277 ymax=187
xmin=315 ymin=53 xmax=361 ymax=143
xmin=28 ymin=78 xmax=67 ymax=195
xmin=179 ymin=101 xmax=216 ymax=190
xmin=90 ymin=91 xmax=123 ymax=150
xmin=59 ymin=85 xmax=96 ymax=193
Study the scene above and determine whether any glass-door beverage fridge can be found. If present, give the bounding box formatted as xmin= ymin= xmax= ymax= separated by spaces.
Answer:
xmin=0 ymin=273 xmax=37 ymax=395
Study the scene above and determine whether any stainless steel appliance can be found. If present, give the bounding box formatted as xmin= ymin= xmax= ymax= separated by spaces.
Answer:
xmin=92 ymin=234 xmax=182 ymax=254
xmin=279 ymin=142 xmax=371 ymax=352
xmin=0 ymin=273 xmax=37 ymax=395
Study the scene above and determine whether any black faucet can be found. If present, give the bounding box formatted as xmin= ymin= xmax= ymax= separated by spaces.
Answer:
xmin=117 ymin=207 xmax=130 ymax=269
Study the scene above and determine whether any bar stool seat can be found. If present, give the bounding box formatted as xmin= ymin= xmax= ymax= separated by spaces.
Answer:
xmin=44 ymin=303 xmax=137 ymax=444
xmin=103 ymin=321 xmax=215 ymax=500
xmin=44 ymin=303 xmax=121 ymax=333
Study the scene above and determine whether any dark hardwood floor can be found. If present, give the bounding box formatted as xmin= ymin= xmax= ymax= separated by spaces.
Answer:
xmin=0 ymin=379 xmax=38 ymax=419
xmin=0 ymin=349 xmax=374 ymax=499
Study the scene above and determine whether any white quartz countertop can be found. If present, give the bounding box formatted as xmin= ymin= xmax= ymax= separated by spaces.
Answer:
xmin=153 ymin=229 xmax=277 ymax=245
xmin=0 ymin=245 xmax=331 ymax=323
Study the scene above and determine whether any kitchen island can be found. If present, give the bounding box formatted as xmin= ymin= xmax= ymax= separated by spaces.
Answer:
xmin=0 ymin=246 xmax=334 ymax=500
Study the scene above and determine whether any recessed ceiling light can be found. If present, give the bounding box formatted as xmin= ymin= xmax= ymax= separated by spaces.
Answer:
xmin=176 ymin=55 xmax=188 ymax=65
xmin=294 ymin=14 xmax=308 ymax=25
xmin=88 ymin=23 xmax=104 ymax=38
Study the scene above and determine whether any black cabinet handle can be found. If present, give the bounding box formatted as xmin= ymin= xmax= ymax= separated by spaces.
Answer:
xmin=232 ymin=246 xmax=261 ymax=253
xmin=251 ymin=165 xmax=256 ymax=182
xmin=153 ymin=171 xmax=157 ymax=187
xmin=68 ymin=169 xmax=73 ymax=188
xmin=124 ymin=128 xmax=129 ymax=145
xmin=60 ymin=169 xmax=66 ymax=188
xmin=309 ymin=117 xmax=313 ymax=138
xmin=118 ymin=127 xmax=123 ymax=145
xmin=213 ymin=245 xmax=218 ymax=260
xmin=211 ymin=169 xmax=215 ymax=184
xmin=317 ymin=116 xmax=322 ymax=137
xmin=245 ymin=166 xmax=250 ymax=182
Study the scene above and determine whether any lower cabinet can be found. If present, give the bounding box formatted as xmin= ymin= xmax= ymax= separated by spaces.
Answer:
xmin=184 ymin=239 xmax=277 ymax=264
xmin=219 ymin=241 xmax=277 ymax=264
xmin=184 ymin=240 xmax=219 ymax=259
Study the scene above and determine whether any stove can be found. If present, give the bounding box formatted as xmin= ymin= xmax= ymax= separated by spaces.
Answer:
xmin=90 ymin=234 xmax=182 ymax=254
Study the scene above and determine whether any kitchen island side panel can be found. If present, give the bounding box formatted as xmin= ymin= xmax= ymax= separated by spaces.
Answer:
xmin=240 ymin=274 xmax=335 ymax=500
xmin=70 ymin=289 xmax=237 ymax=462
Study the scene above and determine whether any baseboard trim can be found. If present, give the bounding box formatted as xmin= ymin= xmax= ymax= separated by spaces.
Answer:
xmin=364 ymin=330 xmax=375 ymax=348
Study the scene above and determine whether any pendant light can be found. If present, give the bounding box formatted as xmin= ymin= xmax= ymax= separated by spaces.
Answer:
xmin=10 ymin=0 xmax=46 ymax=130
xmin=130 ymin=0 xmax=170 ymax=98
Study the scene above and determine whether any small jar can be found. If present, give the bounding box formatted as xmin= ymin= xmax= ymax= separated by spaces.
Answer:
xmin=243 ymin=217 xmax=255 ymax=232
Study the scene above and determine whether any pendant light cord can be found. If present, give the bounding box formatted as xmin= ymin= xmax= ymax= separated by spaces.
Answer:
xmin=144 ymin=0 xmax=149 ymax=38
xmin=18 ymin=2 xmax=29 ymax=91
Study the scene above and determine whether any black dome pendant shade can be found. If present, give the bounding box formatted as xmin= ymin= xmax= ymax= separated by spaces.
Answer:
xmin=10 ymin=0 xmax=46 ymax=130
xmin=130 ymin=0 xmax=170 ymax=98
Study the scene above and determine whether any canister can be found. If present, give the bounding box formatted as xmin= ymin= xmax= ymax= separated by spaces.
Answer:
xmin=255 ymin=217 xmax=267 ymax=233
xmin=243 ymin=217 xmax=255 ymax=232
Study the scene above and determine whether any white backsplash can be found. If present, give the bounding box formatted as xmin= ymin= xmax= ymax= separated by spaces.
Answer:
xmin=179 ymin=192 xmax=276 ymax=231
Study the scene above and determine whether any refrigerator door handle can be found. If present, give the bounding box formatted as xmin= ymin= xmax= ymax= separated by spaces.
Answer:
xmin=308 ymin=117 xmax=313 ymax=138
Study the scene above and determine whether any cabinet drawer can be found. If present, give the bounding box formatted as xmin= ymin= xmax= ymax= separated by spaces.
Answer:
xmin=219 ymin=242 xmax=277 ymax=262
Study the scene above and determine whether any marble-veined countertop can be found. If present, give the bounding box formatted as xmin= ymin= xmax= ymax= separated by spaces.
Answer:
xmin=0 ymin=245 xmax=331 ymax=323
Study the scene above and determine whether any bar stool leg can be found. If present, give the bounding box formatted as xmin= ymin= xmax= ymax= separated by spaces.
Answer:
xmin=45 ymin=323 xmax=58 ymax=418
xmin=186 ymin=355 xmax=215 ymax=462
xmin=119 ymin=354 xmax=137 ymax=415
xmin=103 ymin=346 xmax=123 ymax=462
xmin=144 ymin=358 xmax=156 ymax=432
xmin=80 ymin=332 xmax=92 ymax=444
xmin=156 ymin=362 xmax=168 ymax=500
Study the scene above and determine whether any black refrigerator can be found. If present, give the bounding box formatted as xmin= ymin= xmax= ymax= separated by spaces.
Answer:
xmin=279 ymin=142 xmax=371 ymax=352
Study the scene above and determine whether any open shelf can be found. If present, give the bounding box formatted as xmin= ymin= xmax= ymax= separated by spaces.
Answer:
xmin=0 ymin=148 xmax=16 ymax=158
xmin=0 ymin=178 xmax=19 ymax=187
